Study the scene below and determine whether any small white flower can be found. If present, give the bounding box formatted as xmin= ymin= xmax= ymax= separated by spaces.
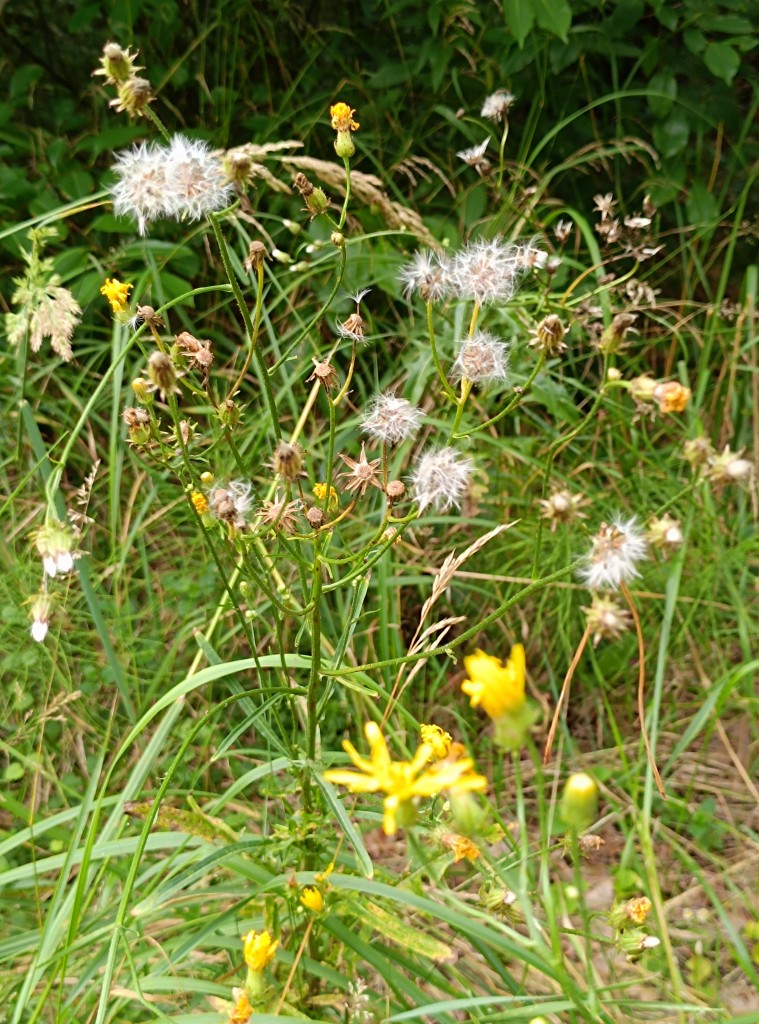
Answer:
xmin=579 ymin=517 xmax=648 ymax=591
xmin=35 ymin=523 xmax=79 ymax=579
xmin=481 ymin=90 xmax=515 ymax=122
xmin=453 ymin=330 xmax=509 ymax=384
xmin=31 ymin=618 xmax=49 ymax=643
xmin=361 ymin=393 xmax=423 ymax=445
xmin=456 ymin=138 xmax=490 ymax=171
xmin=399 ymin=250 xmax=451 ymax=303
xmin=624 ymin=215 xmax=652 ymax=230
xmin=411 ymin=447 xmax=474 ymax=512
xmin=451 ymin=238 xmax=520 ymax=305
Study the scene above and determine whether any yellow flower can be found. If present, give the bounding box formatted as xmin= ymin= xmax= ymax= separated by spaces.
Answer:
xmin=330 ymin=102 xmax=359 ymax=132
xmin=324 ymin=721 xmax=487 ymax=836
xmin=242 ymin=929 xmax=278 ymax=972
xmin=654 ymin=380 xmax=691 ymax=414
xmin=100 ymin=277 xmax=132 ymax=314
xmin=300 ymin=885 xmax=324 ymax=913
xmin=191 ymin=490 xmax=209 ymax=516
xmin=313 ymin=482 xmax=339 ymax=512
xmin=462 ymin=644 xmax=526 ymax=720
xmin=440 ymin=832 xmax=480 ymax=863
xmin=420 ymin=723 xmax=452 ymax=760
xmin=228 ymin=986 xmax=253 ymax=1024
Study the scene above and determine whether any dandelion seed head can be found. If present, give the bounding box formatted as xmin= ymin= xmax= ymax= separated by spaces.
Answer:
xmin=361 ymin=392 xmax=423 ymax=445
xmin=451 ymin=238 xmax=519 ymax=305
xmin=579 ymin=517 xmax=648 ymax=591
xmin=453 ymin=330 xmax=509 ymax=384
xmin=399 ymin=249 xmax=452 ymax=303
xmin=208 ymin=480 xmax=253 ymax=529
xmin=163 ymin=135 xmax=233 ymax=221
xmin=481 ymin=90 xmax=515 ymax=122
xmin=111 ymin=141 xmax=169 ymax=235
xmin=411 ymin=447 xmax=474 ymax=513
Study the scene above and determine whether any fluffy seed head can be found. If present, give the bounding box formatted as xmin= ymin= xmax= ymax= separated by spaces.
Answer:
xmin=361 ymin=393 xmax=423 ymax=445
xmin=208 ymin=480 xmax=253 ymax=529
xmin=453 ymin=330 xmax=509 ymax=384
xmin=399 ymin=249 xmax=452 ymax=303
xmin=111 ymin=141 xmax=169 ymax=235
xmin=456 ymin=138 xmax=490 ymax=171
xmin=411 ymin=447 xmax=474 ymax=513
xmin=481 ymin=90 xmax=515 ymax=122
xmin=163 ymin=135 xmax=233 ymax=222
xmin=579 ymin=517 xmax=648 ymax=591
xmin=451 ymin=238 xmax=520 ymax=305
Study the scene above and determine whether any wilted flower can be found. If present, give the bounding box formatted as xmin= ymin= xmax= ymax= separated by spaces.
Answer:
xmin=456 ymin=138 xmax=490 ymax=171
xmin=110 ymin=76 xmax=153 ymax=117
xmin=480 ymin=90 xmax=515 ymax=122
xmin=453 ymin=330 xmax=509 ymax=384
xmin=307 ymin=357 xmax=340 ymax=393
xmin=583 ymin=594 xmax=632 ymax=645
xmin=399 ymin=249 xmax=452 ymax=303
xmin=35 ymin=523 xmax=78 ymax=578
xmin=579 ymin=518 xmax=648 ymax=591
xmin=451 ymin=238 xmax=520 ymax=305
xmin=123 ymin=405 xmax=151 ymax=445
xmin=338 ymin=443 xmax=383 ymax=496
xmin=529 ymin=314 xmax=569 ymax=357
xmin=227 ymin=987 xmax=253 ymax=1024
xmin=269 ymin=440 xmax=304 ymax=482
xmin=208 ymin=480 xmax=254 ymax=529
xmin=146 ymin=350 xmax=180 ymax=401
xmin=175 ymin=330 xmax=213 ymax=374
xmin=681 ymin=436 xmax=715 ymax=470
xmin=411 ymin=447 xmax=474 ymax=512
xmin=361 ymin=392 xmax=423 ymax=445
xmin=554 ymin=219 xmax=573 ymax=244
xmin=653 ymin=380 xmax=691 ymax=414
xmin=324 ymin=721 xmax=487 ymax=836
xmin=538 ymin=488 xmax=588 ymax=530
xmin=440 ymin=832 xmax=480 ymax=862
xmin=624 ymin=215 xmax=652 ymax=230
xmin=29 ymin=593 xmax=52 ymax=643
xmin=647 ymin=514 xmax=683 ymax=551
xmin=593 ymin=192 xmax=617 ymax=220
xmin=93 ymin=41 xmax=143 ymax=86
xmin=596 ymin=312 xmax=638 ymax=355
xmin=258 ymin=494 xmax=302 ymax=533
xmin=705 ymin=445 xmax=754 ymax=486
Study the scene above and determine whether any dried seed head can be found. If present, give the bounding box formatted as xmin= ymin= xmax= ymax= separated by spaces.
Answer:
xmin=258 ymin=494 xmax=303 ymax=534
xmin=451 ymin=238 xmax=520 ymax=305
xmin=271 ymin=440 xmax=304 ymax=482
xmin=361 ymin=392 xmax=423 ymax=445
xmin=682 ymin=436 xmax=715 ymax=469
xmin=94 ymin=42 xmax=143 ymax=86
xmin=338 ymin=443 xmax=383 ymax=496
xmin=653 ymin=380 xmax=691 ymax=414
xmin=456 ymin=138 xmax=490 ymax=172
xmin=453 ymin=330 xmax=509 ymax=384
xmin=337 ymin=311 xmax=366 ymax=342
xmin=578 ymin=833 xmax=605 ymax=857
xmin=146 ymin=351 xmax=179 ymax=401
xmin=134 ymin=305 xmax=164 ymax=329
xmin=209 ymin=480 xmax=253 ymax=529
xmin=529 ymin=314 xmax=569 ymax=358
xmin=706 ymin=445 xmax=754 ymax=486
xmin=647 ymin=514 xmax=683 ymax=552
xmin=243 ymin=241 xmax=268 ymax=273
xmin=538 ymin=488 xmax=588 ymax=530
xmin=305 ymin=506 xmax=325 ymax=529
xmin=385 ymin=479 xmax=406 ymax=504
xmin=411 ymin=447 xmax=474 ymax=513
xmin=583 ymin=594 xmax=633 ymax=645
xmin=307 ymin=357 xmax=340 ymax=393
xmin=579 ymin=517 xmax=648 ymax=591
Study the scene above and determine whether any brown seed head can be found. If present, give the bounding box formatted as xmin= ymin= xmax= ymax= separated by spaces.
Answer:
xmin=385 ymin=480 xmax=406 ymax=504
xmin=529 ymin=314 xmax=568 ymax=357
xmin=271 ymin=440 xmax=304 ymax=482
xmin=243 ymin=241 xmax=268 ymax=273
xmin=110 ymin=76 xmax=153 ymax=117
xmin=305 ymin=506 xmax=326 ymax=529
xmin=307 ymin=357 xmax=340 ymax=393
xmin=147 ymin=351 xmax=179 ymax=400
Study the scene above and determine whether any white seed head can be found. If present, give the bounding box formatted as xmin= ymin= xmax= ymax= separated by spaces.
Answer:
xmin=411 ymin=447 xmax=474 ymax=513
xmin=361 ymin=392 xmax=423 ymax=445
xmin=111 ymin=141 xmax=169 ymax=235
xmin=579 ymin=517 xmax=648 ymax=591
xmin=451 ymin=238 xmax=520 ymax=305
xmin=481 ymin=90 xmax=515 ymax=122
xmin=456 ymin=138 xmax=490 ymax=169
xmin=453 ymin=330 xmax=509 ymax=384
xmin=399 ymin=249 xmax=452 ymax=303
xmin=163 ymin=135 xmax=233 ymax=221
xmin=208 ymin=479 xmax=253 ymax=529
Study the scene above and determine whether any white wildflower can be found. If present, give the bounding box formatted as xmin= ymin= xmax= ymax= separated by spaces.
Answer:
xmin=453 ymin=330 xmax=509 ymax=384
xmin=451 ymin=238 xmax=520 ymax=305
xmin=399 ymin=250 xmax=451 ymax=303
xmin=361 ymin=393 xmax=423 ymax=445
xmin=29 ymin=594 xmax=52 ymax=643
xmin=481 ymin=90 xmax=515 ymax=122
xmin=579 ymin=517 xmax=648 ymax=591
xmin=411 ymin=447 xmax=474 ymax=512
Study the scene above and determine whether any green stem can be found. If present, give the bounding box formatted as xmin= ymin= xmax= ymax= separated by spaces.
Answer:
xmin=143 ymin=105 xmax=172 ymax=143
xmin=455 ymin=354 xmax=545 ymax=439
xmin=227 ymin=261 xmax=265 ymax=400
xmin=338 ymin=157 xmax=352 ymax=230
xmin=448 ymin=378 xmax=472 ymax=442
xmin=427 ymin=300 xmax=458 ymax=403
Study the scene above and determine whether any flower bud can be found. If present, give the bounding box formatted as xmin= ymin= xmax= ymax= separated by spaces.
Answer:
xmin=111 ymin=76 xmax=153 ymax=117
xmin=300 ymin=886 xmax=324 ymax=913
xmin=218 ymin=397 xmax=242 ymax=427
xmin=131 ymin=377 xmax=153 ymax=405
xmin=334 ymin=131 xmax=356 ymax=159
xmin=560 ymin=772 xmax=598 ymax=831
xmin=94 ymin=42 xmax=142 ymax=86
xmin=271 ymin=440 xmax=304 ymax=482
xmin=331 ymin=231 xmax=345 ymax=249
xmin=449 ymin=790 xmax=488 ymax=838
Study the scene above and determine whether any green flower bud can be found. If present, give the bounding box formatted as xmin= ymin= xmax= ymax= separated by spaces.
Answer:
xmin=560 ymin=772 xmax=598 ymax=831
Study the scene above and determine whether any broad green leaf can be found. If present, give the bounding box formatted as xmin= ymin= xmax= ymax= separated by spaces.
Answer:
xmin=534 ymin=0 xmax=572 ymax=42
xmin=703 ymin=41 xmax=740 ymax=84
xmin=503 ymin=0 xmax=536 ymax=47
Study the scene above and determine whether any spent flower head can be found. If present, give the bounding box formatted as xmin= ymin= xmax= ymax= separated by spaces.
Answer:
xmin=361 ymin=393 xmax=423 ymax=445
xmin=411 ymin=447 xmax=474 ymax=513
xmin=456 ymin=138 xmax=490 ymax=172
xmin=529 ymin=314 xmax=569 ymax=357
xmin=208 ymin=480 xmax=254 ymax=530
xmin=163 ymin=134 xmax=233 ymax=221
xmin=93 ymin=41 xmax=143 ymax=86
xmin=323 ymin=721 xmax=486 ymax=836
xmin=35 ymin=522 xmax=79 ymax=578
xmin=538 ymin=488 xmax=588 ymax=530
xmin=706 ymin=445 xmax=754 ymax=487
xmin=580 ymin=517 xmax=648 ymax=591
xmin=453 ymin=330 xmax=509 ymax=385
xmin=338 ymin=443 xmax=383 ymax=496
xmin=583 ymin=594 xmax=632 ymax=645
xmin=258 ymin=494 xmax=302 ymax=534
xmin=29 ymin=593 xmax=53 ymax=643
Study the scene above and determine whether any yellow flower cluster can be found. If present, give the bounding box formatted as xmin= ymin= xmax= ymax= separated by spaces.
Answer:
xmin=420 ymin=723 xmax=452 ymax=760
xmin=324 ymin=721 xmax=486 ymax=836
xmin=313 ymin=482 xmax=339 ymax=511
